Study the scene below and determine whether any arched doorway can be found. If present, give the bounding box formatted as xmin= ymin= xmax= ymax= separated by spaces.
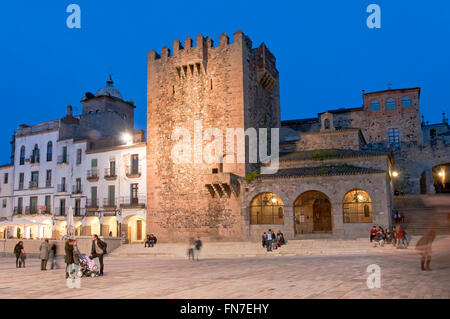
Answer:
xmin=249 ymin=192 xmax=284 ymax=225
xmin=294 ymin=191 xmax=332 ymax=234
xmin=86 ymin=217 xmax=101 ymax=236
xmin=123 ymin=215 xmax=146 ymax=243
xmin=433 ymin=164 xmax=449 ymax=193
xmin=103 ymin=216 xmax=119 ymax=237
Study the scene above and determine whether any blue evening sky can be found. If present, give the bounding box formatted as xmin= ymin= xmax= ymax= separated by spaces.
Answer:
xmin=0 ymin=0 xmax=449 ymax=164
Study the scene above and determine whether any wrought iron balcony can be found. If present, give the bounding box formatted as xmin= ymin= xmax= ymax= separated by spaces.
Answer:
xmin=126 ymin=166 xmax=142 ymax=178
xmin=29 ymin=181 xmax=39 ymax=189
xmin=87 ymin=169 xmax=99 ymax=181
xmin=13 ymin=207 xmax=24 ymax=215
xmin=18 ymin=182 xmax=24 ymax=190
xmin=30 ymin=155 xmax=40 ymax=164
xmin=57 ymin=184 xmax=67 ymax=193
xmin=55 ymin=207 xmax=67 ymax=216
xmin=119 ymin=195 xmax=146 ymax=209
xmin=25 ymin=206 xmax=39 ymax=215
xmin=103 ymin=198 xmax=118 ymax=209
xmin=57 ymin=155 xmax=69 ymax=165
xmin=45 ymin=180 xmax=52 ymax=188
xmin=72 ymin=185 xmax=83 ymax=195
xmin=86 ymin=198 xmax=99 ymax=211
xmin=104 ymin=168 xmax=117 ymax=180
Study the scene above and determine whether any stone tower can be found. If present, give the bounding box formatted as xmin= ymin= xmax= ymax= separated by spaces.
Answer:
xmin=147 ymin=30 xmax=280 ymax=242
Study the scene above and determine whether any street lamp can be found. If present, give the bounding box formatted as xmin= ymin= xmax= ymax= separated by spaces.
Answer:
xmin=122 ymin=132 xmax=133 ymax=145
xmin=392 ymin=171 xmax=399 ymax=178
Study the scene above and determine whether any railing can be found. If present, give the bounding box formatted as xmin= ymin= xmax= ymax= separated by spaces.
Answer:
xmin=18 ymin=182 xmax=24 ymax=190
xmin=57 ymin=184 xmax=67 ymax=192
xmin=45 ymin=180 xmax=52 ymax=188
xmin=25 ymin=206 xmax=39 ymax=215
xmin=72 ymin=185 xmax=83 ymax=194
xmin=14 ymin=207 xmax=24 ymax=215
xmin=119 ymin=195 xmax=146 ymax=208
xmin=86 ymin=198 xmax=99 ymax=209
xmin=126 ymin=165 xmax=142 ymax=177
xmin=29 ymin=181 xmax=39 ymax=189
xmin=30 ymin=155 xmax=40 ymax=164
xmin=55 ymin=207 xmax=67 ymax=216
xmin=74 ymin=207 xmax=85 ymax=217
xmin=87 ymin=169 xmax=99 ymax=180
xmin=57 ymin=155 xmax=69 ymax=164
xmin=103 ymin=198 xmax=118 ymax=208
xmin=104 ymin=168 xmax=117 ymax=179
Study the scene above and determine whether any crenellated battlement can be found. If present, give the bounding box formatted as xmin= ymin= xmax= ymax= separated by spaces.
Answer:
xmin=148 ymin=30 xmax=254 ymax=61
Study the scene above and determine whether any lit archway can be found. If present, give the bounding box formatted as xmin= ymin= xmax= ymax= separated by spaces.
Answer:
xmin=56 ymin=221 xmax=67 ymax=239
xmin=294 ymin=191 xmax=332 ymax=234
xmin=249 ymin=192 xmax=284 ymax=225
xmin=342 ymin=189 xmax=372 ymax=223
xmin=123 ymin=215 xmax=146 ymax=243
xmin=86 ymin=217 xmax=100 ymax=236
xmin=103 ymin=216 xmax=119 ymax=237
xmin=432 ymin=164 xmax=449 ymax=193
xmin=74 ymin=221 xmax=82 ymax=236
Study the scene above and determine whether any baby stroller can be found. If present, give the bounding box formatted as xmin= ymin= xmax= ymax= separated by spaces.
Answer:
xmin=78 ymin=254 xmax=100 ymax=277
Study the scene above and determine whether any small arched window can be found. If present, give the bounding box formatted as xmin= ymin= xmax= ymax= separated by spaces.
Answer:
xmin=342 ymin=189 xmax=372 ymax=223
xmin=324 ymin=119 xmax=331 ymax=129
xmin=19 ymin=146 xmax=25 ymax=165
xmin=369 ymin=99 xmax=380 ymax=111
xmin=46 ymin=141 xmax=53 ymax=162
xmin=31 ymin=144 xmax=40 ymax=164
xmin=401 ymin=95 xmax=411 ymax=108
xmin=250 ymin=192 xmax=284 ymax=225
xmin=386 ymin=97 xmax=396 ymax=110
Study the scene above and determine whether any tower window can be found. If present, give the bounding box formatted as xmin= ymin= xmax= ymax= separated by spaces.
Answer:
xmin=386 ymin=97 xmax=396 ymax=110
xmin=401 ymin=95 xmax=411 ymax=108
xmin=369 ymin=99 xmax=380 ymax=111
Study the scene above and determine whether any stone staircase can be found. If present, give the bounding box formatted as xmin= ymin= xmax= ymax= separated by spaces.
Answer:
xmin=394 ymin=194 xmax=450 ymax=235
xmin=107 ymin=236 xmax=431 ymax=259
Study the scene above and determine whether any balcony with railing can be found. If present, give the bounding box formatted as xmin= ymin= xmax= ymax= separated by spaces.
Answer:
xmin=25 ymin=206 xmax=39 ymax=215
xmin=120 ymin=195 xmax=146 ymax=209
xmin=104 ymin=168 xmax=117 ymax=180
xmin=55 ymin=206 xmax=67 ymax=216
xmin=72 ymin=185 xmax=83 ymax=195
xmin=13 ymin=206 xmax=24 ymax=215
xmin=86 ymin=198 xmax=99 ymax=211
xmin=29 ymin=181 xmax=39 ymax=189
xmin=57 ymin=155 xmax=69 ymax=165
xmin=87 ymin=169 xmax=99 ymax=182
xmin=74 ymin=207 xmax=85 ymax=217
xmin=18 ymin=182 xmax=24 ymax=190
xmin=30 ymin=154 xmax=40 ymax=165
xmin=126 ymin=165 xmax=142 ymax=178
xmin=45 ymin=180 xmax=52 ymax=188
xmin=103 ymin=197 xmax=118 ymax=210
xmin=57 ymin=184 xmax=67 ymax=193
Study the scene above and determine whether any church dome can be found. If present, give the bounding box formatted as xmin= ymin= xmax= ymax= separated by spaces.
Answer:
xmin=95 ymin=75 xmax=123 ymax=100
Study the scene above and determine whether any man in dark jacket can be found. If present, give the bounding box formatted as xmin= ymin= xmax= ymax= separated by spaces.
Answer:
xmin=13 ymin=241 xmax=23 ymax=268
xmin=90 ymin=234 xmax=107 ymax=276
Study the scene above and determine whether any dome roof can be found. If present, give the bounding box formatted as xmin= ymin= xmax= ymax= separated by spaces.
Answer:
xmin=95 ymin=75 xmax=123 ymax=100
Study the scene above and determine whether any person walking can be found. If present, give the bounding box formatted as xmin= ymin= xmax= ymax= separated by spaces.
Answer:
xmin=39 ymin=239 xmax=50 ymax=271
xmin=266 ymin=229 xmax=273 ymax=252
xmin=90 ymin=234 xmax=107 ymax=276
xmin=415 ymin=230 xmax=436 ymax=271
xmin=262 ymin=232 xmax=267 ymax=248
xmin=49 ymin=243 xmax=58 ymax=269
xmin=395 ymin=225 xmax=405 ymax=249
xmin=13 ymin=241 xmax=23 ymax=268
xmin=187 ymin=237 xmax=195 ymax=261
xmin=19 ymin=245 xmax=26 ymax=268
xmin=64 ymin=239 xmax=74 ymax=278
xmin=194 ymin=237 xmax=202 ymax=261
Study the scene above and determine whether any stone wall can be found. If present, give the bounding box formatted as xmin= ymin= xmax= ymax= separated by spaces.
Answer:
xmin=242 ymin=172 xmax=392 ymax=240
xmin=295 ymin=129 xmax=363 ymax=151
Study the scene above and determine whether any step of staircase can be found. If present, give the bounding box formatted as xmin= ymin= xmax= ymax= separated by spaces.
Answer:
xmin=107 ymin=236 xmax=448 ymax=259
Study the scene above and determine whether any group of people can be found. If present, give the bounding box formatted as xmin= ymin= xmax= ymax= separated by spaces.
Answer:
xmin=369 ymin=225 xmax=409 ymax=248
xmin=65 ymin=235 xmax=107 ymax=277
xmin=144 ymin=234 xmax=158 ymax=248
xmin=262 ymin=229 xmax=286 ymax=252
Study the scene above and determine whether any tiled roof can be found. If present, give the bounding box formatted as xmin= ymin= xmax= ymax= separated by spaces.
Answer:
xmin=258 ymin=165 xmax=385 ymax=179
xmin=279 ymin=149 xmax=388 ymax=162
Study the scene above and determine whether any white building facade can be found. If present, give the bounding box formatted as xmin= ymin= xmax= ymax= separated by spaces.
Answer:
xmin=0 ymin=76 xmax=147 ymax=243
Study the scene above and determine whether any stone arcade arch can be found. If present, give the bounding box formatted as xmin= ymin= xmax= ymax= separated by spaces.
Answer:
xmin=294 ymin=191 xmax=332 ymax=235
xmin=249 ymin=192 xmax=284 ymax=225
xmin=85 ymin=217 xmax=101 ymax=236
xmin=122 ymin=214 xmax=146 ymax=243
